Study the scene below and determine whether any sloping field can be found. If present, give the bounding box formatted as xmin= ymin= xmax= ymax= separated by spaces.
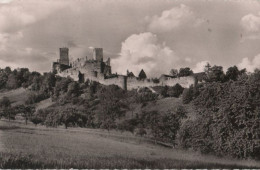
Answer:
xmin=35 ymin=98 xmax=54 ymax=110
xmin=0 ymin=120 xmax=259 ymax=169
xmin=0 ymin=88 xmax=29 ymax=106
xmin=124 ymin=97 xmax=194 ymax=119
xmin=0 ymin=88 xmax=54 ymax=110
xmin=144 ymin=97 xmax=183 ymax=113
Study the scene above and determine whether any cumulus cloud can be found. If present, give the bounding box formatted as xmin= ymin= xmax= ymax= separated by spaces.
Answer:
xmin=193 ymin=60 xmax=210 ymax=73
xmin=241 ymin=13 xmax=260 ymax=32
xmin=238 ymin=54 xmax=260 ymax=72
xmin=147 ymin=4 xmax=204 ymax=33
xmin=112 ymin=32 xmax=179 ymax=77
xmin=0 ymin=0 xmax=70 ymax=72
xmin=0 ymin=1 xmax=69 ymax=33
xmin=0 ymin=0 xmax=13 ymax=4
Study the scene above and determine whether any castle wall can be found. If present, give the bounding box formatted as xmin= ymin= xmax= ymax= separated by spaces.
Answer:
xmin=80 ymin=62 xmax=103 ymax=80
xmin=126 ymin=77 xmax=154 ymax=90
xmin=71 ymin=58 xmax=87 ymax=67
xmin=100 ymin=75 xmax=126 ymax=90
xmin=159 ymin=76 xmax=195 ymax=88
xmin=57 ymin=68 xmax=195 ymax=90
xmin=57 ymin=68 xmax=80 ymax=81
xmin=126 ymin=76 xmax=195 ymax=90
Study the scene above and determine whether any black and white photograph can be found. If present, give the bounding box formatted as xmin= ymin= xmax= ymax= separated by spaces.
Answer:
xmin=0 ymin=0 xmax=259 ymax=168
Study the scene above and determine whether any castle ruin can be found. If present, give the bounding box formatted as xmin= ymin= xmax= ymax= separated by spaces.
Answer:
xmin=52 ymin=47 xmax=196 ymax=90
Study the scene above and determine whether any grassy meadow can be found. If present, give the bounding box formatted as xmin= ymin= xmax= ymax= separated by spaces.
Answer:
xmin=0 ymin=120 xmax=259 ymax=169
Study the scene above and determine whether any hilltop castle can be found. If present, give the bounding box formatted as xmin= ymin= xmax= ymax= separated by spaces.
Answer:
xmin=52 ymin=47 xmax=196 ymax=90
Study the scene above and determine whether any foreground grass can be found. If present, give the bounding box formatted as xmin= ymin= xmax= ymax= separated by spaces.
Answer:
xmin=0 ymin=121 xmax=259 ymax=169
xmin=0 ymin=125 xmax=20 ymax=130
xmin=1 ymin=152 xmax=256 ymax=169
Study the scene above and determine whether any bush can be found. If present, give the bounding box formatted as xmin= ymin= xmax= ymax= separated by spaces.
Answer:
xmin=168 ymin=84 xmax=184 ymax=97
xmin=182 ymin=87 xmax=193 ymax=104
xmin=30 ymin=109 xmax=48 ymax=126
xmin=25 ymin=92 xmax=49 ymax=105
xmin=135 ymin=91 xmax=158 ymax=103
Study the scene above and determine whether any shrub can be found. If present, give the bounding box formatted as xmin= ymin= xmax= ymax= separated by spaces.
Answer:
xmin=25 ymin=92 xmax=49 ymax=105
xmin=182 ymin=87 xmax=193 ymax=104
xmin=168 ymin=84 xmax=184 ymax=97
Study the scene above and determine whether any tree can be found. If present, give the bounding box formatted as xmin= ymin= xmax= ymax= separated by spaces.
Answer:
xmin=0 ymin=96 xmax=12 ymax=121
xmin=152 ymin=78 xmax=160 ymax=83
xmin=168 ymin=83 xmax=184 ymax=97
xmin=67 ymin=81 xmax=80 ymax=97
xmin=54 ymin=77 xmax=72 ymax=97
xmin=226 ymin=66 xmax=239 ymax=81
xmin=182 ymin=86 xmax=193 ymax=104
xmin=204 ymin=62 xmax=211 ymax=73
xmin=169 ymin=69 xmax=178 ymax=77
xmin=179 ymin=67 xmax=193 ymax=77
xmin=4 ymin=67 xmax=11 ymax=74
xmin=6 ymin=73 xmax=19 ymax=89
xmin=97 ymin=85 xmax=127 ymax=130
xmin=15 ymin=105 xmax=35 ymax=125
xmin=0 ymin=72 xmax=8 ymax=89
xmin=41 ymin=73 xmax=56 ymax=94
xmin=58 ymin=106 xmax=88 ymax=129
xmin=31 ymin=109 xmax=46 ymax=126
xmin=206 ymin=65 xmax=225 ymax=82
xmin=138 ymin=69 xmax=147 ymax=80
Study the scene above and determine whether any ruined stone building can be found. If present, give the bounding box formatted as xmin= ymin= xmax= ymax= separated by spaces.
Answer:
xmin=52 ymin=47 xmax=196 ymax=90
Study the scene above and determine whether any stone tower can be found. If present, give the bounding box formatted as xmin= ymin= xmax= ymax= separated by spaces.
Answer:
xmin=93 ymin=48 xmax=103 ymax=62
xmin=59 ymin=47 xmax=69 ymax=66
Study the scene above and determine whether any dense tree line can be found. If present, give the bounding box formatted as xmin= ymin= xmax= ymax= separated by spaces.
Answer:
xmin=178 ymin=69 xmax=260 ymax=159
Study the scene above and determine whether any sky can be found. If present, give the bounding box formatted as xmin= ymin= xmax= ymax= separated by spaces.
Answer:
xmin=0 ymin=0 xmax=260 ymax=77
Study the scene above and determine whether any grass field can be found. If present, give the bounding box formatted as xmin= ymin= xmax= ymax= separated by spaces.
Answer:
xmin=0 ymin=88 xmax=29 ymax=106
xmin=0 ymin=120 xmax=259 ymax=168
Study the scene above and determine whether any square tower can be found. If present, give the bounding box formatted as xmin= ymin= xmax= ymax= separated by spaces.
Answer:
xmin=93 ymin=48 xmax=103 ymax=62
xmin=59 ymin=47 xmax=69 ymax=66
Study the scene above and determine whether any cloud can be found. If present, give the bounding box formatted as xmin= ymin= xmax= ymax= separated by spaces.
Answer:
xmin=241 ymin=13 xmax=260 ymax=33
xmin=112 ymin=32 xmax=179 ymax=77
xmin=147 ymin=4 xmax=204 ymax=33
xmin=0 ymin=0 xmax=69 ymax=33
xmin=0 ymin=6 xmax=35 ymax=33
xmin=238 ymin=54 xmax=260 ymax=72
xmin=0 ymin=0 xmax=13 ymax=4
xmin=193 ymin=60 xmax=210 ymax=73
xmin=0 ymin=0 xmax=70 ymax=72
xmin=0 ymin=31 xmax=23 ymax=51
xmin=185 ymin=57 xmax=192 ymax=63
